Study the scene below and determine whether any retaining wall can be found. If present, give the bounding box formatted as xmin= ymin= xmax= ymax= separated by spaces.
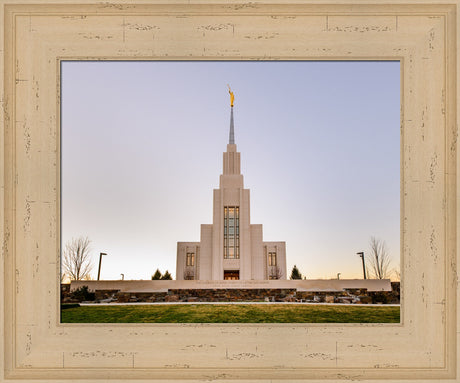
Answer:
xmin=63 ymin=283 xmax=400 ymax=304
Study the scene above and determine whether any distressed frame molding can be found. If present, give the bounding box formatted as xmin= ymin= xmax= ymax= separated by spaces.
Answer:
xmin=0 ymin=1 xmax=458 ymax=382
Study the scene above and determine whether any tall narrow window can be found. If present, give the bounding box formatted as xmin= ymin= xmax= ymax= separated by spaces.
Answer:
xmin=186 ymin=252 xmax=195 ymax=266
xmin=268 ymin=252 xmax=277 ymax=266
xmin=224 ymin=206 xmax=239 ymax=259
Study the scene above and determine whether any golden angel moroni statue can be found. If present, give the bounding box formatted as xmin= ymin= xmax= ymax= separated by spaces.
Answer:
xmin=228 ymin=85 xmax=235 ymax=107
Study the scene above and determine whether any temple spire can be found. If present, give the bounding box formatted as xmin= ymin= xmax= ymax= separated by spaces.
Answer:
xmin=228 ymin=85 xmax=235 ymax=144
xmin=229 ymin=107 xmax=235 ymax=144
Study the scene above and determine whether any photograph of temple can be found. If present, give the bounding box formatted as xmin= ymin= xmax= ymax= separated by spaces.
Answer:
xmin=176 ymin=87 xmax=287 ymax=281
xmin=63 ymin=61 xmax=397 ymax=312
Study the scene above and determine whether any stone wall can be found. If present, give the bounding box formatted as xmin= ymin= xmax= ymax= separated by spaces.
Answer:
xmin=117 ymin=292 xmax=168 ymax=303
xmin=70 ymin=278 xmax=393 ymax=293
xmin=62 ymin=282 xmax=400 ymax=304
xmin=167 ymin=288 xmax=297 ymax=302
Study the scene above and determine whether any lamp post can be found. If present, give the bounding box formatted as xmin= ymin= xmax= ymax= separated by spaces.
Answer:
xmin=337 ymin=273 xmax=341 ymax=280
xmin=357 ymin=252 xmax=367 ymax=279
xmin=120 ymin=273 xmax=124 ymax=280
xmin=97 ymin=252 xmax=107 ymax=280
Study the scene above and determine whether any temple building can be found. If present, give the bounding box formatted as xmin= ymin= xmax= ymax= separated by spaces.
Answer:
xmin=176 ymin=88 xmax=287 ymax=281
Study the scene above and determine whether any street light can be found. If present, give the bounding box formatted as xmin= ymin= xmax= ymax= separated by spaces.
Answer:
xmin=337 ymin=273 xmax=341 ymax=280
xmin=357 ymin=252 xmax=367 ymax=279
xmin=97 ymin=252 xmax=107 ymax=280
xmin=120 ymin=273 xmax=124 ymax=280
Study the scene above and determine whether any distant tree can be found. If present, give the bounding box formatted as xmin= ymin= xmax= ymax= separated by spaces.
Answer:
xmin=161 ymin=270 xmax=172 ymax=280
xmin=290 ymin=265 xmax=302 ymax=280
xmin=151 ymin=269 xmax=162 ymax=280
xmin=367 ymin=237 xmax=392 ymax=279
xmin=62 ymin=236 xmax=93 ymax=281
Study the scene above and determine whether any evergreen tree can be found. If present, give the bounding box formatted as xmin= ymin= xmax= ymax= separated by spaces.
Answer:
xmin=161 ymin=270 xmax=172 ymax=280
xmin=151 ymin=269 xmax=162 ymax=280
xmin=290 ymin=265 xmax=302 ymax=280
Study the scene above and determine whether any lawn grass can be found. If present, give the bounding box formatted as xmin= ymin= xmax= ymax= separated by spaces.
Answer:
xmin=61 ymin=304 xmax=400 ymax=323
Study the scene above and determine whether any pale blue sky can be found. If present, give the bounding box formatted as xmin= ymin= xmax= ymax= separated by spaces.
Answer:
xmin=61 ymin=61 xmax=400 ymax=280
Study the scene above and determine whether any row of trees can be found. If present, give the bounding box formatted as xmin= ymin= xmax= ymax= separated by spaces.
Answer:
xmin=151 ymin=269 xmax=172 ymax=280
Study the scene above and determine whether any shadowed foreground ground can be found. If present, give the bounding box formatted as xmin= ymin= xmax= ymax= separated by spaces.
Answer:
xmin=61 ymin=304 xmax=400 ymax=323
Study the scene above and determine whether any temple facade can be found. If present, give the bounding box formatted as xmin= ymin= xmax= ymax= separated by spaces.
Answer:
xmin=176 ymin=91 xmax=287 ymax=281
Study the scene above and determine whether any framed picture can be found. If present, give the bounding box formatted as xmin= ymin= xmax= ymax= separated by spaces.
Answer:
xmin=1 ymin=1 xmax=458 ymax=381
xmin=60 ymin=60 xmax=400 ymax=309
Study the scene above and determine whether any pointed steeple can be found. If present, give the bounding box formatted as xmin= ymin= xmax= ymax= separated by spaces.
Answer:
xmin=223 ymin=86 xmax=240 ymax=176
xmin=229 ymin=107 xmax=235 ymax=144
xmin=228 ymin=85 xmax=235 ymax=144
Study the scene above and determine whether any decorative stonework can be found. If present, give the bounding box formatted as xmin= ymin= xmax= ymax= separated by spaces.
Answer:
xmin=63 ymin=284 xmax=400 ymax=304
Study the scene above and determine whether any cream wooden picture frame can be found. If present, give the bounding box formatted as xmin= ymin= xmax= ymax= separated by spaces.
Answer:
xmin=0 ymin=1 xmax=458 ymax=382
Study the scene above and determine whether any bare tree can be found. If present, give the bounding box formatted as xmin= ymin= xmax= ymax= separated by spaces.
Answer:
xmin=392 ymin=266 xmax=401 ymax=281
xmin=366 ymin=237 xmax=392 ymax=279
xmin=62 ymin=236 xmax=93 ymax=281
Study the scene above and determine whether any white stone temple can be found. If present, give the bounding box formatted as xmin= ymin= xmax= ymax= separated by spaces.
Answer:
xmin=176 ymin=88 xmax=287 ymax=281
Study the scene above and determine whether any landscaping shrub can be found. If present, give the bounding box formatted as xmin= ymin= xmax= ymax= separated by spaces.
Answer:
xmin=370 ymin=291 xmax=389 ymax=304
xmin=70 ymin=285 xmax=95 ymax=301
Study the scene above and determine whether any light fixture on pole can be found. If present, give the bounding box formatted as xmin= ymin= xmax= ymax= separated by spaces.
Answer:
xmin=337 ymin=273 xmax=341 ymax=280
xmin=97 ymin=252 xmax=107 ymax=280
xmin=357 ymin=252 xmax=367 ymax=279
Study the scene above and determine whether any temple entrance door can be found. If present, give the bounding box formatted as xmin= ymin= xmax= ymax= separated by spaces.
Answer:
xmin=224 ymin=270 xmax=240 ymax=280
